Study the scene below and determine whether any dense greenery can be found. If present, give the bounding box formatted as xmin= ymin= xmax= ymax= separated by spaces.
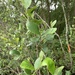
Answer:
xmin=0 ymin=0 xmax=75 ymax=75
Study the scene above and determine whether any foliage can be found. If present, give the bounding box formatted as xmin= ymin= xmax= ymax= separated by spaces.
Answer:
xmin=0 ymin=0 xmax=75 ymax=75
xmin=20 ymin=51 xmax=64 ymax=75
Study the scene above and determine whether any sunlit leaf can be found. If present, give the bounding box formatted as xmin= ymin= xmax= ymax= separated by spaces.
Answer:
xmin=54 ymin=66 xmax=64 ymax=75
xmin=9 ymin=50 xmax=20 ymax=56
xmin=50 ymin=20 xmax=57 ymax=27
xmin=39 ymin=51 xmax=45 ymax=60
xmin=34 ymin=58 xmax=42 ymax=70
xmin=20 ymin=60 xmax=34 ymax=70
xmin=41 ymin=57 xmax=55 ymax=75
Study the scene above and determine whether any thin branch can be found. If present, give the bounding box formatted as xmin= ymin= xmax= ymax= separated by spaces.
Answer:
xmin=34 ymin=12 xmax=50 ymax=28
xmin=55 ymin=33 xmax=65 ymax=56
xmin=34 ymin=12 xmax=66 ymax=57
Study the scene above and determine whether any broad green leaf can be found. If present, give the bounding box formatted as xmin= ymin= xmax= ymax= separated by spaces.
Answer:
xmin=20 ymin=60 xmax=34 ymax=70
xmin=39 ymin=51 xmax=45 ymax=60
xmin=26 ymin=19 xmax=40 ymax=34
xmin=66 ymin=71 xmax=71 ymax=75
xmin=41 ymin=57 xmax=55 ymax=75
xmin=50 ymin=20 xmax=57 ymax=27
xmin=20 ymin=0 xmax=32 ymax=9
xmin=9 ymin=50 xmax=20 ymax=56
xmin=34 ymin=58 xmax=41 ymax=70
xmin=54 ymin=66 xmax=64 ymax=75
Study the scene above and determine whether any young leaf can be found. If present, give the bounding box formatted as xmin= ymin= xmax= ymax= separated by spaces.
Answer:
xmin=26 ymin=19 xmax=40 ymax=34
xmin=39 ymin=51 xmax=45 ymax=60
xmin=46 ymin=28 xmax=57 ymax=34
xmin=34 ymin=58 xmax=41 ymax=70
xmin=20 ymin=0 xmax=32 ymax=9
xmin=42 ymin=28 xmax=57 ymax=38
xmin=20 ymin=60 xmax=34 ymax=70
xmin=41 ymin=57 xmax=55 ymax=75
xmin=27 ymin=6 xmax=37 ymax=17
xmin=14 ymin=55 xmax=20 ymax=60
xmin=66 ymin=71 xmax=71 ymax=75
xmin=54 ymin=66 xmax=64 ymax=75
xmin=50 ymin=20 xmax=57 ymax=27
xmin=9 ymin=50 xmax=20 ymax=56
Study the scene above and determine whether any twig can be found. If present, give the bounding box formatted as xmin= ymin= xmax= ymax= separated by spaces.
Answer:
xmin=34 ymin=12 xmax=66 ymax=58
xmin=34 ymin=12 xmax=50 ymax=28
xmin=55 ymin=33 xmax=65 ymax=56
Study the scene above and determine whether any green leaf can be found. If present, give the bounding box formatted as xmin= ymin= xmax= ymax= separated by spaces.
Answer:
xmin=34 ymin=58 xmax=42 ymax=70
xmin=42 ymin=28 xmax=57 ymax=37
xmin=26 ymin=19 xmax=40 ymax=34
xmin=32 ymin=19 xmax=42 ymax=25
xmin=41 ymin=57 xmax=55 ymax=75
xmin=66 ymin=71 xmax=71 ymax=75
xmin=42 ymin=28 xmax=56 ymax=41
xmin=14 ymin=55 xmax=20 ymax=60
xmin=45 ymin=34 xmax=54 ymax=41
xmin=50 ymin=20 xmax=57 ymax=27
xmin=54 ymin=66 xmax=64 ymax=75
xmin=25 ymin=69 xmax=31 ymax=75
xmin=30 ymin=37 xmax=39 ymax=43
xmin=39 ymin=51 xmax=45 ymax=60
xmin=20 ymin=60 xmax=34 ymax=70
xmin=46 ymin=28 xmax=57 ymax=34
xmin=21 ymin=38 xmax=25 ymax=45
xmin=20 ymin=0 xmax=32 ymax=9
xmin=9 ymin=50 xmax=20 ymax=56
xmin=27 ymin=6 xmax=37 ymax=17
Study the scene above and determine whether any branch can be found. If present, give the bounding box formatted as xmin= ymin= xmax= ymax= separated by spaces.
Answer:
xmin=60 ymin=0 xmax=72 ymax=68
xmin=34 ymin=12 xmax=66 ymax=57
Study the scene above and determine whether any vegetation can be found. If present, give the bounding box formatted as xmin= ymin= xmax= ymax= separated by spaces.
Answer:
xmin=0 ymin=0 xmax=75 ymax=75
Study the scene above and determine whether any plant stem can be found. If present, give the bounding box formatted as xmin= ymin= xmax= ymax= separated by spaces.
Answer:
xmin=60 ymin=0 xmax=72 ymax=68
